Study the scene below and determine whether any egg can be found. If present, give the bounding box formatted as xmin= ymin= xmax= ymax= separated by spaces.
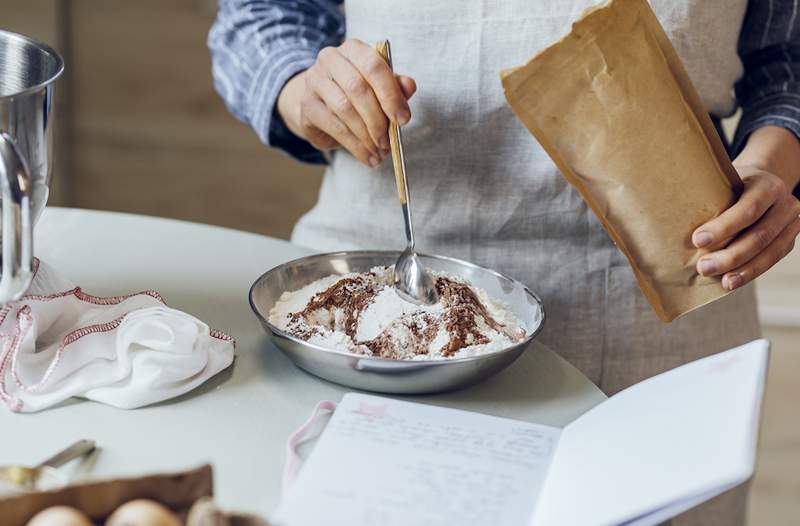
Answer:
xmin=26 ymin=506 xmax=93 ymax=526
xmin=186 ymin=497 xmax=229 ymax=526
xmin=106 ymin=499 xmax=182 ymax=526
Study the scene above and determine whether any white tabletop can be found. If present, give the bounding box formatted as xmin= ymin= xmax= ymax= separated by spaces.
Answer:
xmin=1 ymin=208 xmax=605 ymax=517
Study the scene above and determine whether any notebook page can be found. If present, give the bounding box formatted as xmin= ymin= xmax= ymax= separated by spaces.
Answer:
xmin=531 ymin=339 xmax=769 ymax=526
xmin=273 ymin=393 xmax=561 ymax=526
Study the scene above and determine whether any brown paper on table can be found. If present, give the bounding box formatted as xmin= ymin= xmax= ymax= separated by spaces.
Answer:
xmin=0 ymin=465 xmax=270 ymax=526
xmin=501 ymin=0 xmax=742 ymax=322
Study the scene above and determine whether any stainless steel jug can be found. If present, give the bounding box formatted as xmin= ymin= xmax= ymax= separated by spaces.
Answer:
xmin=0 ymin=30 xmax=63 ymax=302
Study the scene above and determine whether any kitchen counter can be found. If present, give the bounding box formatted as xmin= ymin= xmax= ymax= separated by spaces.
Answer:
xmin=1 ymin=207 xmax=606 ymax=518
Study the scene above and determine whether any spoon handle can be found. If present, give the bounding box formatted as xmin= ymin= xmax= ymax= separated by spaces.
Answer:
xmin=37 ymin=439 xmax=96 ymax=469
xmin=376 ymin=40 xmax=415 ymax=247
xmin=375 ymin=40 xmax=410 ymax=207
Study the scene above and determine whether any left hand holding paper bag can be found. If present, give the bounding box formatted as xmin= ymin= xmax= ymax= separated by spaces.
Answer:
xmin=694 ymin=127 xmax=800 ymax=291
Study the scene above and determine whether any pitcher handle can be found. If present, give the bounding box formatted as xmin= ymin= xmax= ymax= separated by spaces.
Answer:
xmin=0 ymin=132 xmax=34 ymax=303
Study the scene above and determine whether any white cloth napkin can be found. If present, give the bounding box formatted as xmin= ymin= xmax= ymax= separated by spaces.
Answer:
xmin=0 ymin=259 xmax=235 ymax=412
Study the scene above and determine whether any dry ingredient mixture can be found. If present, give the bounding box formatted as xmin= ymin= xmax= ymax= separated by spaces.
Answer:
xmin=268 ymin=266 xmax=526 ymax=360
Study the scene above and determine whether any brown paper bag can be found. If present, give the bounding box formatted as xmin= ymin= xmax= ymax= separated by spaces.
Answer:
xmin=501 ymin=0 xmax=742 ymax=322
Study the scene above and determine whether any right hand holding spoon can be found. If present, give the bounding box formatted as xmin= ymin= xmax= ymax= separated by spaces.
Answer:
xmin=276 ymin=38 xmax=416 ymax=168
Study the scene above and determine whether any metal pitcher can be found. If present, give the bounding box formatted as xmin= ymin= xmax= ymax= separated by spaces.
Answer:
xmin=0 ymin=30 xmax=63 ymax=302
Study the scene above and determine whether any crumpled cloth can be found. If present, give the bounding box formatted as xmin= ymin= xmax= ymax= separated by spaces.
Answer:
xmin=0 ymin=259 xmax=235 ymax=412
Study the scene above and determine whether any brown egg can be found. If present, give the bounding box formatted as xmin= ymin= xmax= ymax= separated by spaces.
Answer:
xmin=186 ymin=497 xmax=229 ymax=526
xmin=26 ymin=506 xmax=93 ymax=526
xmin=106 ymin=499 xmax=182 ymax=526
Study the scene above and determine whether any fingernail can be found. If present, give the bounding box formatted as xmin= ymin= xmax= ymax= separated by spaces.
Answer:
xmin=396 ymin=109 xmax=410 ymax=125
xmin=698 ymin=258 xmax=717 ymax=275
xmin=693 ymin=230 xmax=713 ymax=248
xmin=723 ymin=272 xmax=743 ymax=290
xmin=369 ymin=156 xmax=380 ymax=168
xmin=379 ymin=134 xmax=390 ymax=149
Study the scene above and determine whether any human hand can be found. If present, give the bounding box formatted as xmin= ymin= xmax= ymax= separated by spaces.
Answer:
xmin=693 ymin=164 xmax=800 ymax=290
xmin=276 ymin=38 xmax=416 ymax=167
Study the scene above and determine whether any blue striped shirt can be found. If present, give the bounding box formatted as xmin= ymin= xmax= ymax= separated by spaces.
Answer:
xmin=208 ymin=0 xmax=800 ymax=166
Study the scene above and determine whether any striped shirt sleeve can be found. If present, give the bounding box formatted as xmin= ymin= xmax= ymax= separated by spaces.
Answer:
xmin=208 ymin=0 xmax=345 ymax=164
xmin=734 ymin=0 xmax=800 ymax=157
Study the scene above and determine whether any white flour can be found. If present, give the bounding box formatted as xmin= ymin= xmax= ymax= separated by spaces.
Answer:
xmin=268 ymin=267 xmax=526 ymax=360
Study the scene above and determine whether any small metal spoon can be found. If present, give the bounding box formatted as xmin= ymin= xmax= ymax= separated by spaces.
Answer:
xmin=376 ymin=40 xmax=439 ymax=306
xmin=0 ymin=439 xmax=95 ymax=491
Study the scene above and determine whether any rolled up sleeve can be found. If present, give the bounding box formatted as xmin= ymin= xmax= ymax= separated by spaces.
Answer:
xmin=734 ymin=0 xmax=800 ymax=155
xmin=208 ymin=0 xmax=345 ymax=164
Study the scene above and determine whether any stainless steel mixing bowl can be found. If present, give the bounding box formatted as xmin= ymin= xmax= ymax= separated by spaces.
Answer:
xmin=249 ymin=251 xmax=545 ymax=394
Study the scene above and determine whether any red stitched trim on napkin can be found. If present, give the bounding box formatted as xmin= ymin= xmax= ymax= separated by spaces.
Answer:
xmin=0 ymin=262 xmax=236 ymax=411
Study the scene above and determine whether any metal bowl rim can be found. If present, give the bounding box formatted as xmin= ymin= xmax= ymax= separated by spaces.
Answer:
xmin=0 ymin=29 xmax=65 ymax=99
xmin=248 ymin=250 xmax=546 ymax=365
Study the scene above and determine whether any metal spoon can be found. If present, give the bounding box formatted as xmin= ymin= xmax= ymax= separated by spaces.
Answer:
xmin=376 ymin=40 xmax=439 ymax=306
xmin=0 ymin=439 xmax=95 ymax=491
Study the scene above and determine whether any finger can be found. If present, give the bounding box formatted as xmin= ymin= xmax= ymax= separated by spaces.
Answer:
xmin=340 ymin=39 xmax=411 ymax=125
xmin=303 ymin=95 xmax=379 ymax=167
xmin=397 ymin=75 xmax=416 ymax=99
xmin=300 ymin=96 xmax=338 ymax=150
xmin=720 ymin=214 xmax=800 ymax=290
xmin=306 ymin=64 xmax=379 ymax=157
xmin=692 ymin=175 xmax=782 ymax=249
xmin=303 ymin=121 xmax=338 ymax=151
xmin=318 ymin=47 xmax=390 ymax=152
xmin=696 ymin=196 xmax=800 ymax=276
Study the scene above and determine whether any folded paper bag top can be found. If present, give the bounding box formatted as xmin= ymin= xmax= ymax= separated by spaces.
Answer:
xmin=500 ymin=0 xmax=743 ymax=322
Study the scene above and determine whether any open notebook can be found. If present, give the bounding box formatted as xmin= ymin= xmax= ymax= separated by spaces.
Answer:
xmin=273 ymin=339 xmax=769 ymax=526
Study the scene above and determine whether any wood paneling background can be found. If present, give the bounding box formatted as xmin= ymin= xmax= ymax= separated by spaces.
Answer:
xmin=1 ymin=0 xmax=323 ymax=238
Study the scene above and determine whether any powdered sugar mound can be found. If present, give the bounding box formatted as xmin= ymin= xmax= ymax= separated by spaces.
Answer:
xmin=268 ymin=266 xmax=526 ymax=360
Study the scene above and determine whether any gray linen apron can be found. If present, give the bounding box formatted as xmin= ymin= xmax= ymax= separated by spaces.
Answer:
xmin=293 ymin=2 xmax=760 ymax=523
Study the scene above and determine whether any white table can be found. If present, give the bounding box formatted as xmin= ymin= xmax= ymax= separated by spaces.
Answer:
xmin=1 ymin=208 xmax=606 ymax=518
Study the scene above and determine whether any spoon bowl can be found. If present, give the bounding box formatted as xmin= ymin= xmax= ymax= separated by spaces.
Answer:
xmin=0 ymin=439 xmax=95 ymax=494
xmin=394 ymin=247 xmax=438 ymax=305
xmin=0 ymin=465 xmax=65 ymax=493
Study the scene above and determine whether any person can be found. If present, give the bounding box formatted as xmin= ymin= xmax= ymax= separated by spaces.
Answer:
xmin=209 ymin=1 xmax=800 ymax=523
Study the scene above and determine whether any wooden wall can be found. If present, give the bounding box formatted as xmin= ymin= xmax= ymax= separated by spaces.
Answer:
xmin=1 ymin=0 xmax=323 ymax=238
